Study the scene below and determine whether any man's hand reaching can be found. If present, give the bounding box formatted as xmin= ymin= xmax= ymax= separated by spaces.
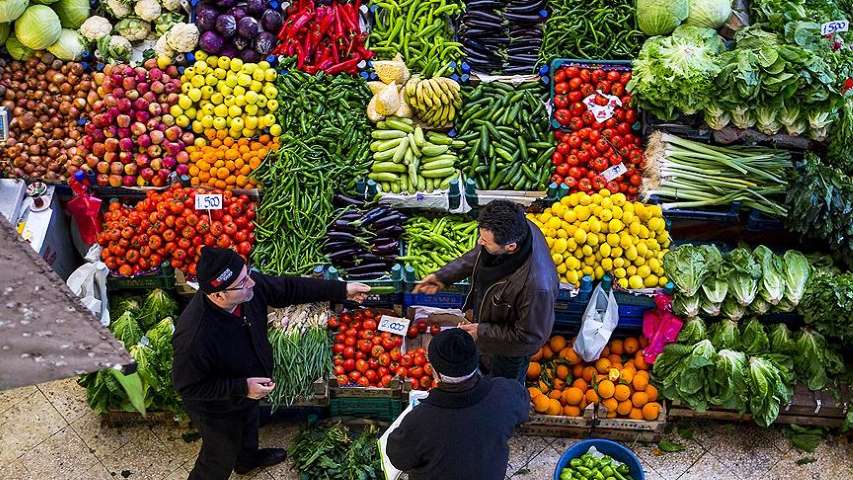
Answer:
xmin=247 ymin=377 xmax=275 ymax=400
xmin=413 ymin=274 xmax=445 ymax=295
xmin=346 ymin=282 xmax=371 ymax=303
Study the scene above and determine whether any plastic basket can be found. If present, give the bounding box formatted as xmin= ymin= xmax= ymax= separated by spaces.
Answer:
xmin=328 ymin=396 xmax=403 ymax=422
xmin=553 ymin=439 xmax=644 ymax=480
xmin=107 ymin=265 xmax=176 ymax=290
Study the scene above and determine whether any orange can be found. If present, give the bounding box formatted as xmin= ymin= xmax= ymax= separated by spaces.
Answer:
xmin=625 ymin=359 xmax=636 ymax=370
xmin=552 ymin=378 xmax=566 ymax=392
xmin=617 ymin=400 xmax=633 ymax=416
xmin=610 ymin=339 xmax=624 ymax=355
xmin=595 ymin=358 xmax=611 ymax=374
xmin=572 ymin=378 xmax=588 ymax=391
xmin=530 ymin=347 xmax=543 ymax=362
xmin=546 ymin=398 xmax=562 ymax=416
xmin=632 ymin=371 xmax=649 ymax=391
xmin=562 ymin=387 xmax=584 ymax=406
xmin=634 ymin=350 xmax=649 ymax=371
xmin=608 ymin=368 xmax=621 ymax=382
xmin=532 ymin=395 xmax=550 ymax=413
xmin=528 ymin=387 xmax=542 ymax=399
xmin=642 ymin=402 xmax=661 ymax=421
xmin=572 ymin=364 xmax=584 ymax=379
xmin=629 ymin=408 xmax=644 ymax=420
xmin=563 ymin=405 xmax=581 ymax=417
xmin=646 ymin=385 xmax=659 ymax=402
xmin=550 ymin=335 xmax=567 ymax=352
xmin=608 ymin=354 xmax=623 ymax=367
xmin=561 ymin=347 xmax=581 ymax=365
xmin=632 ymin=391 xmax=649 ymax=408
xmin=542 ymin=345 xmax=554 ymax=360
xmin=549 ymin=390 xmax=562 ymax=401
xmin=602 ymin=397 xmax=618 ymax=415
xmin=582 ymin=366 xmax=596 ymax=383
xmin=556 ymin=364 xmax=570 ymax=380
xmin=597 ymin=380 xmax=615 ymax=399
xmin=527 ymin=362 xmax=541 ymax=380
xmin=624 ymin=337 xmax=639 ymax=354
xmin=585 ymin=389 xmax=599 ymax=404
xmin=614 ymin=384 xmax=631 ymax=402
xmin=620 ymin=367 xmax=635 ymax=385
xmin=601 ymin=346 xmax=610 ymax=357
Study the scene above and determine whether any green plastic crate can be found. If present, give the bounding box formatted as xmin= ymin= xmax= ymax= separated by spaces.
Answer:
xmin=328 ymin=397 xmax=404 ymax=422
xmin=107 ymin=265 xmax=176 ymax=290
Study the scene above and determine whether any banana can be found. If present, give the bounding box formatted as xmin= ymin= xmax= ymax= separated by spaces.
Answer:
xmin=428 ymin=79 xmax=450 ymax=105
xmin=421 ymin=80 xmax=438 ymax=108
xmin=417 ymin=81 xmax=433 ymax=110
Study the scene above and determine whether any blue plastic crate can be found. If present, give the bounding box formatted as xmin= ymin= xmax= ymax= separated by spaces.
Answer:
xmin=745 ymin=209 xmax=785 ymax=232
xmin=403 ymin=291 xmax=467 ymax=310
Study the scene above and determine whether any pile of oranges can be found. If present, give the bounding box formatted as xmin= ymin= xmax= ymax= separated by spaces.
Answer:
xmin=527 ymin=335 xmax=662 ymax=422
xmin=187 ymin=130 xmax=277 ymax=190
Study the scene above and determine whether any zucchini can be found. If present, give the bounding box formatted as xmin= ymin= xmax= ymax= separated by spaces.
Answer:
xmin=373 ymin=162 xmax=407 ymax=173
xmin=371 ymin=129 xmax=407 ymax=140
xmin=421 ymin=154 xmax=457 ymax=164
xmin=421 ymin=144 xmax=450 ymax=156
xmin=369 ymin=172 xmax=400 ymax=182
xmin=422 ymin=167 xmax=456 ymax=178
xmin=422 ymin=158 xmax=456 ymax=171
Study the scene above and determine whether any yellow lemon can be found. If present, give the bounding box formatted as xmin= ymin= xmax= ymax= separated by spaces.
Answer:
xmin=658 ymin=276 xmax=669 ymax=287
xmin=553 ymin=238 xmax=568 ymax=254
xmin=575 ymin=205 xmax=591 ymax=221
xmin=588 ymin=217 xmax=602 ymax=234
xmin=552 ymin=253 xmax=564 ymax=265
xmin=600 ymin=244 xmax=612 ymax=258
xmin=587 ymin=234 xmax=599 ymax=247
xmin=582 ymin=245 xmax=594 ymax=257
xmin=584 ymin=256 xmax=597 ymax=266
xmin=628 ymin=275 xmax=644 ymax=289
xmin=609 ymin=219 xmax=624 ymax=233
xmin=618 ymin=278 xmax=629 ymax=289
xmin=644 ymin=275 xmax=659 ymax=288
xmin=613 ymin=257 xmax=625 ymax=269
xmin=607 ymin=233 xmax=620 ymax=247
xmin=556 ymin=263 xmax=567 ymax=274
xmin=614 ymin=267 xmax=627 ymax=279
xmin=611 ymin=193 xmax=627 ymax=206
xmin=573 ymin=229 xmax=587 ymax=244
xmin=601 ymin=258 xmax=613 ymax=271
xmin=594 ymin=266 xmax=605 ymax=279
xmin=582 ymin=266 xmax=594 ymax=276
xmin=637 ymin=242 xmax=649 ymax=258
xmin=625 ymin=246 xmax=638 ymax=261
xmin=565 ymin=270 xmax=580 ymax=285
xmin=611 ymin=246 xmax=623 ymax=258
xmin=637 ymin=265 xmax=651 ymax=278
xmin=579 ymin=193 xmax=592 ymax=206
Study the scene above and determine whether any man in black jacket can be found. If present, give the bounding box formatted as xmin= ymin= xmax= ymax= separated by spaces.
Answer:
xmin=387 ymin=328 xmax=529 ymax=479
xmin=172 ymin=247 xmax=370 ymax=480
xmin=414 ymin=200 xmax=559 ymax=382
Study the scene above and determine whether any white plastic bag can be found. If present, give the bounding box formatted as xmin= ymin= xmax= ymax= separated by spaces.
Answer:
xmin=574 ymin=284 xmax=619 ymax=362
xmin=66 ymin=245 xmax=110 ymax=326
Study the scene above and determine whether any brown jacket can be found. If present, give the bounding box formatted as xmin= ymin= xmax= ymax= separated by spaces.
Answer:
xmin=435 ymin=220 xmax=558 ymax=357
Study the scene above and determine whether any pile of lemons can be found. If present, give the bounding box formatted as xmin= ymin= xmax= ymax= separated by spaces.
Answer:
xmin=172 ymin=52 xmax=282 ymax=139
xmin=529 ymin=189 xmax=671 ymax=289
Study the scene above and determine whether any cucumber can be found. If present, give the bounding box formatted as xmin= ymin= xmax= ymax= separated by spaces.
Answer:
xmin=451 ymin=140 xmax=467 ymax=149
xmin=373 ymin=162 xmax=407 ymax=173
xmin=370 ymin=137 xmax=405 ymax=152
xmin=373 ymin=148 xmax=397 ymax=162
xmin=369 ymin=172 xmax=400 ymax=182
xmin=422 ymin=158 xmax=456 ymax=171
xmin=426 ymin=132 xmax=453 ymax=145
xmin=371 ymin=129 xmax=407 ymax=140
xmin=421 ymin=144 xmax=450 ymax=156
xmin=422 ymin=167 xmax=456 ymax=178
xmin=421 ymin=153 xmax=457 ymax=164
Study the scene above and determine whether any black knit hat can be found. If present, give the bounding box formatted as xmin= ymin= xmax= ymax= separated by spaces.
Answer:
xmin=428 ymin=328 xmax=479 ymax=377
xmin=197 ymin=247 xmax=246 ymax=294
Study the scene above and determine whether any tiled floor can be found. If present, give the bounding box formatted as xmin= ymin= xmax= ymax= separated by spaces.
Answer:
xmin=1 ymin=379 xmax=852 ymax=480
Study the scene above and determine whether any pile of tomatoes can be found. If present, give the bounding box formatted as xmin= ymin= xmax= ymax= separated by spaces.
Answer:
xmin=97 ymin=184 xmax=256 ymax=278
xmin=329 ymin=308 xmax=437 ymax=390
xmin=551 ymin=65 xmax=644 ymax=198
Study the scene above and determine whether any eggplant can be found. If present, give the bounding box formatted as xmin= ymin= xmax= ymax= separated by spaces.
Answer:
xmin=506 ymin=0 xmax=546 ymax=13
xmin=372 ymin=213 xmax=406 ymax=230
xmin=323 ymin=240 xmax=359 ymax=250
xmin=328 ymin=248 xmax=362 ymax=262
xmin=346 ymin=262 xmax=391 ymax=275
xmin=372 ymin=239 xmax=400 ymax=252
xmin=326 ymin=231 xmax=360 ymax=243
xmin=465 ymin=0 xmax=505 ymax=9
xmin=466 ymin=19 xmax=506 ymax=29
xmin=354 ymin=253 xmax=389 ymax=264
xmin=331 ymin=220 xmax=362 ymax=232
xmin=333 ymin=193 xmax=365 ymax=207
xmin=375 ymin=224 xmax=404 ymax=237
xmin=344 ymin=272 xmax=385 ymax=280
xmin=466 ymin=10 xmax=504 ymax=24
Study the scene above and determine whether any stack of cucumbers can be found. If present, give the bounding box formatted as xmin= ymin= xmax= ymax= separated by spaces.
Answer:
xmin=457 ymin=81 xmax=554 ymax=190
xmin=368 ymin=117 xmax=465 ymax=193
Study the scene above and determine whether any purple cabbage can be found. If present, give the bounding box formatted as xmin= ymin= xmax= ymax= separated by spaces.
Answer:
xmin=216 ymin=0 xmax=238 ymax=8
xmin=233 ymin=35 xmax=251 ymax=50
xmin=220 ymin=46 xmax=240 ymax=58
xmin=215 ymin=14 xmax=237 ymax=38
xmin=227 ymin=6 xmax=248 ymax=22
xmin=246 ymin=0 xmax=266 ymax=15
xmin=241 ymin=49 xmax=262 ymax=63
xmin=195 ymin=5 xmax=219 ymax=31
xmin=261 ymin=9 xmax=283 ymax=33
xmin=255 ymin=31 xmax=275 ymax=55
xmin=199 ymin=31 xmax=224 ymax=54
xmin=237 ymin=16 xmax=260 ymax=39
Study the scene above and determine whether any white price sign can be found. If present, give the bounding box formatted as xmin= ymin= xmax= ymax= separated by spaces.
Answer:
xmin=195 ymin=193 xmax=223 ymax=210
xmin=601 ymin=163 xmax=628 ymax=182
xmin=378 ymin=315 xmax=410 ymax=336
xmin=822 ymin=20 xmax=849 ymax=36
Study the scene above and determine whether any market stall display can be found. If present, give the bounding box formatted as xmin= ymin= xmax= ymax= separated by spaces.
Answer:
xmin=323 ymin=204 xmax=405 ymax=280
xmin=459 ymin=0 xmax=546 ymax=75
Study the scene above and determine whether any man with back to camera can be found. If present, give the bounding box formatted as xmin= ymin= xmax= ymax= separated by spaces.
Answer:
xmin=172 ymin=246 xmax=371 ymax=479
xmin=413 ymin=200 xmax=558 ymax=383
xmin=386 ymin=328 xmax=529 ymax=479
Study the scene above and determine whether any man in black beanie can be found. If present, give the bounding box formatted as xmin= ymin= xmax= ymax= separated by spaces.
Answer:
xmin=386 ymin=328 xmax=529 ymax=479
xmin=413 ymin=200 xmax=559 ymax=383
xmin=172 ymin=246 xmax=370 ymax=480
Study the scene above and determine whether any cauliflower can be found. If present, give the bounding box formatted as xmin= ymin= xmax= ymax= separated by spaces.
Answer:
xmin=155 ymin=11 xmax=184 ymax=36
xmin=80 ymin=16 xmax=113 ymax=42
xmin=134 ymin=0 xmax=161 ymax=22
xmin=96 ymin=35 xmax=132 ymax=63
xmin=165 ymin=23 xmax=198 ymax=53
xmin=160 ymin=0 xmax=182 ymax=12
xmin=114 ymin=17 xmax=151 ymax=42
xmin=154 ymin=34 xmax=175 ymax=59
xmin=105 ymin=0 xmax=132 ymax=19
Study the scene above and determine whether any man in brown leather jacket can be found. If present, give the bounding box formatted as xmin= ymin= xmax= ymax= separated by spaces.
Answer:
xmin=413 ymin=200 xmax=558 ymax=382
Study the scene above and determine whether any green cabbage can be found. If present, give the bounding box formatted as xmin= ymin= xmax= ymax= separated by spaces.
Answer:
xmin=741 ymin=318 xmax=770 ymax=355
xmin=0 ymin=0 xmax=27 ymax=23
xmin=781 ymin=250 xmax=810 ymax=309
xmin=685 ymin=0 xmax=732 ymax=29
xmin=711 ymin=349 xmax=748 ymax=411
xmin=5 ymin=33 xmax=34 ymax=59
xmin=47 ymin=28 xmax=85 ymax=60
xmin=637 ymin=0 xmax=689 ymax=35
xmin=727 ymin=247 xmax=762 ymax=306
xmin=710 ymin=319 xmax=740 ymax=350
xmin=769 ymin=323 xmax=796 ymax=355
xmin=14 ymin=5 xmax=60 ymax=49
xmin=53 ymin=0 xmax=89 ymax=29
xmin=677 ymin=316 xmax=707 ymax=344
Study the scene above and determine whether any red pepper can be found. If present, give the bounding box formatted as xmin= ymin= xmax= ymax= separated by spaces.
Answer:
xmin=325 ymin=58 xmax=360 ymax=75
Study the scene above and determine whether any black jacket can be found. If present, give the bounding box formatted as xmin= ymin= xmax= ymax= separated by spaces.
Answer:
xmin=386 ymin=375 xmax=529 ymax=480
xmin=435 ymin=220 xmax=559 ymax=356
xmin=172 ymin=272 xmax=347 ymax=414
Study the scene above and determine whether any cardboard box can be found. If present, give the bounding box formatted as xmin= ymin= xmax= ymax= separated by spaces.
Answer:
xmin=403 ymin=306 xmax=471 ymax=353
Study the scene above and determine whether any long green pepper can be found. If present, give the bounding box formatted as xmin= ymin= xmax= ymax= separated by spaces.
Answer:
xmin=399 ymin=216 xmax=478 ymax=279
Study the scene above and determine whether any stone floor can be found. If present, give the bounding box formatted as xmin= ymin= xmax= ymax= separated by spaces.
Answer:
xmin=1 ymin=378 xmax=852 ymax=480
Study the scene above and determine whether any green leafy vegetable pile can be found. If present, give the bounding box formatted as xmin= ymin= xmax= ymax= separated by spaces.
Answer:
xmin=797 ymin=268 xmax=853 ymax=346
xmin=289 ymin=422 xmax=383 ymax=480
xmin=750 ymin=0 xmax=849 ymax=33
xmin=78 ymin=288 xmax=182 ymax=416
xmin=665 ymin=244 xmax=810 ymax=321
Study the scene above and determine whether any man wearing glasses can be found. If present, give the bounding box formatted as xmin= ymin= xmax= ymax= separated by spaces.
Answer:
xmin=172 ymin=246 xmax=370 ymax=479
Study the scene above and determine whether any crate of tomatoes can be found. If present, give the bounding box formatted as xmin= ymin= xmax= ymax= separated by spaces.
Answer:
xmin=549 ymin=59 xmax=644 ymax=199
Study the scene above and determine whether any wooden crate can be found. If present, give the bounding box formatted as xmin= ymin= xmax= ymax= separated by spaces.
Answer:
xmin=667 ymin=384 xmax=851 ymax=428
xmin=518 ymin=404 xmax=595 ymax=438
xmin=328 ymin=375 xmax=404 ymax=399
xmin=274 ymin=378 xmax=330 ymax=408
xmin=593 ymin=403 xmax=667 ymax=443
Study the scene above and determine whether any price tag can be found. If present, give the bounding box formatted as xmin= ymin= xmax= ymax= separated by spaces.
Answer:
xmin=583 ymin=91 xmax=622 ymax=123
xmin=378 ymin=315 xmax=410 ymax=336
xmin=194 ymin=193 xmax=223 ymax=210
xmin=0 ymin=106 xmax=8 ymax=142
xmin=601 ymin=163 xmax=628 ymax=182
xmin=822 ymin=20 xmax=849 ymax=36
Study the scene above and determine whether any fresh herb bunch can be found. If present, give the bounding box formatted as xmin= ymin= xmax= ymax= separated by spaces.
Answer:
xmin=750 ymin=0 xmax=849 ymax=33
xmin=797 ymin=268 xmax=853 ymax=346
xmin=289 ymin=423 xmax=383 ymax=480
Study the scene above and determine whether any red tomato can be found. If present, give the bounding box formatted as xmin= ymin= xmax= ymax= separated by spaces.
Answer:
xmin=554 ymin=70 xmax=567 ymax=83
xmin=552 ymin=150 xmax=564 ymax=165
xmin=580 ymin=68 xmax=591 ymax=81
xmin=390 ymin=349 xmax=401 ymax=361
xmin=409 ymin=366 xmax=425 ymax=379
xmin=400 ymin=355 xmax=413 ymax=367
xmin=407 ymin=326 xmax=419 ymax=338
xmin=237 ymin=241 xmax=252 ymax=256
xmin=358 ymin=339 xmax=372 ymax=354
xmin=334 ymin=365 xmax=345 ymax=376
xmin=568 ymin=91 xmax=583 ymax=103
xmin=382 ymin=338 xmax=395 ymax=351
xmin=364 ymin=369 xmax=379 ymax=384
xmin=343 ymin=346 xmax=356 ymax=359
xmin=554 ymin=109 xmax=572 ymax=126
xmin=337 ymin=374 xmax=349 ymax=385
xmin=357 ymin=376 xmax=370 ymax=387
xmin=355 ymin=359 xmax=368 ymax=373
xmin=556 ymin=164 xmax=570 ymax=177
xmin=348 ymin=371 xmax=361 ymax=381
xmin=607 ymin=70 xmax=621 ymax=82
xmin=554 ymin=94 xmax=569 ymax=109
xmin=379 ymin=353 xmax=391 ymax=366
xmin=420 ymin=376 xmax=433 ymax=389
xmin=568 ymin=78 xmax=582 ymax=91
xmin=380 ymin=375 xmax=393 ymax=388
xmin=371 ymin=345 xmax=385 ymax=359
xmin=579 ymin=178 xmax=592 ymax=192
xmin=565 ymin=66 xmax=580 ymax=78
xmin=555 ymin=82 xmax=570 ymax=94
xmin=363 ymin=319 xmax=377 ymax=330
xmin=414 ymin=354 xmax=427 ymax=367
xmin=396 ymin=366 xmax=408 ymax=377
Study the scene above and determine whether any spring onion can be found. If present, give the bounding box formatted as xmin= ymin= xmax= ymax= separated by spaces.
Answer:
xmin=642 ymin=131 xmax=793 ymax=217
